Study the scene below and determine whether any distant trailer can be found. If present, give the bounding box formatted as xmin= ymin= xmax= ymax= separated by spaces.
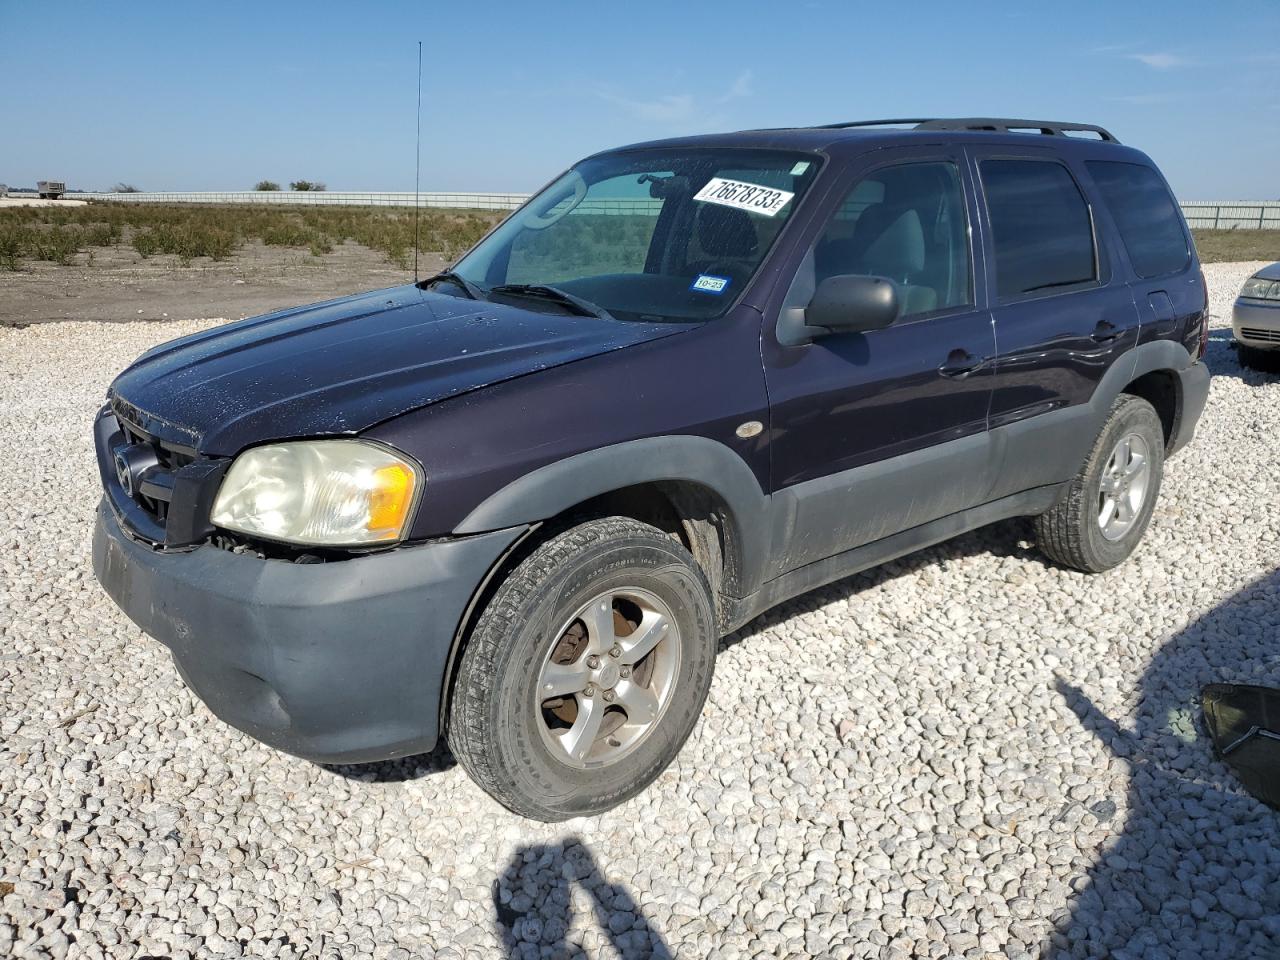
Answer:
xmin=37 ymin=180 xmax=66 ymax=200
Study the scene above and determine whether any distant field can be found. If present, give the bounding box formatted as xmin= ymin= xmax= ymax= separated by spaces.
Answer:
xmin=1 ymin=200 xmax=1274 ymax=277
xmin=1192 ymin=230 xmax=1280 ymax=264
xmin=0 ymin=202 xmax=505 ymax=271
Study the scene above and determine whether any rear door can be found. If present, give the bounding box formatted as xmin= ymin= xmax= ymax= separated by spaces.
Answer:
xmin=760 ymin=146 xmax=996 ymax=576
xmin=967 ymin=146 xmax=1143 ymax=500
xmin=1083 ymin=159 xmax=1202 ymax=356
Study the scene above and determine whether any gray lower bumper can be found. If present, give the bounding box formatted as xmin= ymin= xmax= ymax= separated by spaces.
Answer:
xmin=1169 ymin=361 xmax=1211 ymax=458
xmin=92 ymin=499 xmax=523 ymax=764
xmin=1233 ymin=298 xmax=1280 ymax=348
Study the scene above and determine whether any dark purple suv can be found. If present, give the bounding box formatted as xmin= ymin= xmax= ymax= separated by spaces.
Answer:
xmin=92 ymin=118 xmax=1210 ymax=820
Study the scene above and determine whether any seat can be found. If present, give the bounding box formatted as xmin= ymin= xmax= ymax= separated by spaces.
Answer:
xmin=822 ymin=202 xmax=938 ymax=316
xmin=687 ymin=204 xmax=759 ymax=282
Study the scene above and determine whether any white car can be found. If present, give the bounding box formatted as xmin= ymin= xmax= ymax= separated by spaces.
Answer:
xmin=1234 ymin=262 xmax=1280 ymax=368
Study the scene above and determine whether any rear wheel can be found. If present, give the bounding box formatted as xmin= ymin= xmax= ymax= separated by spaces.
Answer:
xmin=448 ymin=516 xmax=717 ymax=821
xmin=1035 ymin=394 xmax=1164 ymax=573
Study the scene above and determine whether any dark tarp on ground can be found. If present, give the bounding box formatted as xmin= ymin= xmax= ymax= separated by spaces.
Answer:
xmin=1203 ymin=683 xmax=1280 ymax=810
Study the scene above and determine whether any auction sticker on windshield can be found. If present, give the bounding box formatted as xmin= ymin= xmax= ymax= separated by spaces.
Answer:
xmin=694 ymin=177 xmax=794 ymax=217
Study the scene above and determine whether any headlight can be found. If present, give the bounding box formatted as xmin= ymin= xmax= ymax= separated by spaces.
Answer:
xmin=1241 ymin=276 xmax=1280 ymax=301
xmin=211 ymin=440 xmax=421 ymax=547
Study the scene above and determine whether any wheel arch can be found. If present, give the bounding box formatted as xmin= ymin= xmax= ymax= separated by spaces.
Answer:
xmin=1099 ymin=339 xmax=1194 ymax=454
xmin=438 ymin=435 xmax=771 ymax=735
xmin=1092 ymin=340 xmax=1192 ymax=422
xmin=453 ymin=434 xmax=770 ymax=595
xmin=1121 ymin=368 xmax=1180 ymax=450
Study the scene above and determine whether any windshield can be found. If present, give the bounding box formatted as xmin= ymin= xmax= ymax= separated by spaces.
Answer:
xmin=450 ymin=148 xmax=822 ymax=322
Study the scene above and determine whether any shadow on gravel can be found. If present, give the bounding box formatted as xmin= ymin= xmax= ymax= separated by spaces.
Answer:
xmin=320 ymin=740 xmax=456 ymax=782
xmin=493 ymin=837 xmax=670 ymax=959
xmin=1206 ymin=328 xmax=1280 ymax=381
xmin=724 ymin=515 xmax=1045 ymax=652
xmin=1048 ymin=569 xmax=1280 ymax=958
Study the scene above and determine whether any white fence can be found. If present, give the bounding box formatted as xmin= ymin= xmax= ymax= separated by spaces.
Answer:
xmin=1179 ymin=202 xmax=1280 ymax=231
xmin=70 ymin=191 xmax=532 ymax=211
xmin=37 ymin=192 xmax=1280 ymax=229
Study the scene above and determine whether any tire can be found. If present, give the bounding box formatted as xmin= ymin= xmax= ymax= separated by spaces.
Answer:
xmin=1035 ymin=394 xmax=1165 ymax=573
xmin=448 ymin=516 xmax=717 ymax=821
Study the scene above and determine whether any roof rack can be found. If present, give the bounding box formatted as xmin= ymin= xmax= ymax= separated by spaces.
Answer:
xmin=815 ymin=118 xmax=938 ymax=130
xmin=916 ymin=118 xmax=1118 ymax=142
xmin=817 ymin=117 xmax=1119 ymax=143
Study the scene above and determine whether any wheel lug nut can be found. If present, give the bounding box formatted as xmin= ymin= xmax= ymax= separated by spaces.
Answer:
xmin=609 ymin=645 xmax=622 ymax=658
xmin=619 ymin=666 xmax=631 ymax=679
xmin=587 ymin=655 xmax=601 ymax=669
xmin=602 ymin=690 xmax=615 ymax=702
xmin=584 ymin=684 xmax=596 ymax=697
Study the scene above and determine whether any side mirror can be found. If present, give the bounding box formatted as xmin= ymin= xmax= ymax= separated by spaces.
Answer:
xmin=806 ymin=274 xmax=900 ymax=335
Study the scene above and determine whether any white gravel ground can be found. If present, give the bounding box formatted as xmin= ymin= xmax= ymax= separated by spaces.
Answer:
xmin=2 ymin=262 xmax=1279 ymax=959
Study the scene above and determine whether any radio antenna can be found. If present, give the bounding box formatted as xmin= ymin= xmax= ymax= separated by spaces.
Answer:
xmin=413 ymin=39 xmax=423 ymax=283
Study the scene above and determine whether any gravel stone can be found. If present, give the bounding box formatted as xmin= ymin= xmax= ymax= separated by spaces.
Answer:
xmin=1 ymin=262 xmax=1278 ymax=957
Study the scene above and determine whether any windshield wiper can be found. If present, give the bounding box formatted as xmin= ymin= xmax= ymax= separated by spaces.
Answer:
xmin=489 ymin=283 xmax=616 ymax=322
xmin=420 ymin=270 xmax=488 ymax=301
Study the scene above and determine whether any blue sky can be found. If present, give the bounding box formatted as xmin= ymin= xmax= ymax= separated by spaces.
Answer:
xmin=4 ymin=0 xmax=1277 ymax=199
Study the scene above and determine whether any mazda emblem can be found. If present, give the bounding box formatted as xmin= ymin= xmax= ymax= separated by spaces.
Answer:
xmin=114 ymin=451 xmax=133 ymax=496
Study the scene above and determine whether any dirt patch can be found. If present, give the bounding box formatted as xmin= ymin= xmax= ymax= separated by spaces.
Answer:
xmin=0 ymin=240 xmax=446 ymax=325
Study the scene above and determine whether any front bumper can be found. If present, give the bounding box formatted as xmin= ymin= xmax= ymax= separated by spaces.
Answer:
xmin=1168 ymin=360 xmax=1211 ymax=458
xmin=1233 ymin=298 xmax=1280 ymax=349
xmin=92 ymin=499 xmax=524 ymax=764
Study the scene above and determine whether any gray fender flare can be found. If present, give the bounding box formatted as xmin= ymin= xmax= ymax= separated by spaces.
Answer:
xmin=1091 ymin=339 xmax=1194 ymax=416
xmin=454 ymin=435 xmax=772 ymax=596
xmin=1055 ymin=339 xmax=1197 ymax=475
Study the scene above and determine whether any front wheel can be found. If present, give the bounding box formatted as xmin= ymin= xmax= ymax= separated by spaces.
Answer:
xmin=448 ymin=516 xmax=717 ymax=821
xmin=1035 ymin=394 xmax=1165 ymax=573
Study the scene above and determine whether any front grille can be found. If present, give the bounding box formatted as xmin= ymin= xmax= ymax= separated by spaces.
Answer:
xmin=95 ymin=401 xmax=228 ymax=547
xmin=1241 ymin=327 xmax=1280 ymax=344
xmin=113 ymin=413 xmax=194 ymax=524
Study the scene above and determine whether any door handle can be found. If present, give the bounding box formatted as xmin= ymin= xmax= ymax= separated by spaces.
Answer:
xmin=938 ymin=349 xmax=983 ymax=379
xmin=1091 ymin=320 xmax=1120 ymax=343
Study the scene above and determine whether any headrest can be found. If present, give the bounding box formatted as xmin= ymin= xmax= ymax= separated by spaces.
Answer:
xmin=853 ymin=205 xmax=925 ymax=276
xmin=695 ymin=204 xmax=759 ymax=259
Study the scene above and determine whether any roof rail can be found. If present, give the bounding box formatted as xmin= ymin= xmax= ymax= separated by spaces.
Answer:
xmin=815 ymin=118 xmax=939 ymax=130
xmin=815 ymin=117 xmax=1119 ymax=143
xmin=914 ymin=118 xmax=1119 ymax=142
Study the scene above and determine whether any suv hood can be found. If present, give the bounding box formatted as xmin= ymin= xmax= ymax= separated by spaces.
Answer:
xmin=109 ymin=285 xmax=689 ymax=456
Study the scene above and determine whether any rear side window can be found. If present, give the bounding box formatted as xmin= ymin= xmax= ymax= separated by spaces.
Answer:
xmin=1087 ymin=160 xmax=1189 ymax=278
xmin=980 ymin=159 xmax=1097 ymax=299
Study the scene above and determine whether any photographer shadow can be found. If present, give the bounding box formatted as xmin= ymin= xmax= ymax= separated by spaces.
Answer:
xmin=492 ymin=837 xmax=671 ymax=959
xmin=1047 ymin=569 xmax=1280 ymax=957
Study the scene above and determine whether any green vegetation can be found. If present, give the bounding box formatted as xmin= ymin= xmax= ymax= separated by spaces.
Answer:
xmin=0 ymin=202 xmax=504 ymax=270
xmin=6 ymin=205 xmax=1270 ymax=278
xmin=506 ymin=213 xmax=658 ymax=284
xmin=290 ymin=180 xmax=326 ymax=192
xmin=1192 ymin=230 xmax=1280 ymax=264
xmin=254 ymin=180 xmax=281 ymax=191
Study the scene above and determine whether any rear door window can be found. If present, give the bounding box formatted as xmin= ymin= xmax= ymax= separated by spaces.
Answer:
xmin=1086 ymin=160 xmax=1190 ymax=278
xmin=980 ymin=159 xmax=1097 ymax=299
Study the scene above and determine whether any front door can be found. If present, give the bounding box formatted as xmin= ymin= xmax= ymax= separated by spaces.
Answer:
xmin=761 ymin=147 xmax=996 ymax=577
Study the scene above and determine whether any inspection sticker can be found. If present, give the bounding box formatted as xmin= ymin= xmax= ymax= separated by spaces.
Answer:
xmin=693 ymin=177 xmax=794 ymax=217
xmin=691 ymin=274 xmax=731 ymax=294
